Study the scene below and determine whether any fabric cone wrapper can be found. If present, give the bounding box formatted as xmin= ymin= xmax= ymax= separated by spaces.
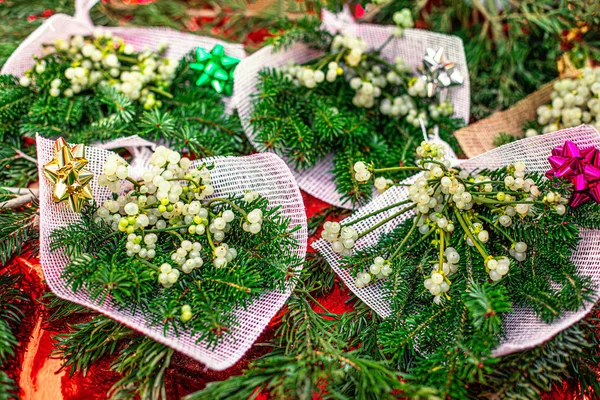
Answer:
xmin=313 ymin=125 xmax=600 ymax=357
xmin=1 ymin=0 xmax=246 ymax=113
xmin=36 ymin=135 xmax=307 ymax=371
xmin=233 ymin=7 xmax=470 ymax=209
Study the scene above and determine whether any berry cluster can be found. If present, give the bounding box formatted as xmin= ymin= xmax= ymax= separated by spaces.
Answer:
xmin=96 ymin=146 xmax=267 ymax=288
xmin=20 ymin=30 xmax=178 ymax=109
xmin=532 ymin=68 xmax=600 ymax=135
xmin=353 ymin=161 xmax=372 ymax=182
xmin=355 ymin=256 xmax=393 ymax=288
xmin=327 ymin=140 xmax=569 ymax=302
xmin=392 ymin=8 xmax=415 ymax=37
xmin=276 ymin=29 xmax=453 ymax=126
xmin=320 ymin=221 xmax=358 ymax=256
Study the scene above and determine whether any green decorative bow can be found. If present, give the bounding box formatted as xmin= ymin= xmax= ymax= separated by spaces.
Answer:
xmin=190 ymin=44 xmax=240 ymax=96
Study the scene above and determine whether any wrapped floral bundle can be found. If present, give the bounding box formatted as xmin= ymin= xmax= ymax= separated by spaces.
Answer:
xmin=529 ymin=67 xmax=600 ymax=135
xmin=1 ymin=0 xmax=245 ymax=156
xmin=314 ymin=125 xmax=600 ymax=397
xmin=234 ymin=8 xmax=470 ymax=208
xmin=37 ymin=135 xmax=307 ymax=370
xmin=455 ymin=60 xmax=598 ymax=158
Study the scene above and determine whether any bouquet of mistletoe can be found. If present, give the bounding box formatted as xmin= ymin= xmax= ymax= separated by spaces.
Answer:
xmin=37 ymin=135 xmax=307 ymax=370
xmin=314 ymin=125 xmax=600 ymax=398
xmin=0 ymin=28 xmax=246 ymax=156
xmin=234 ymin=7 xmax=470 ymax=208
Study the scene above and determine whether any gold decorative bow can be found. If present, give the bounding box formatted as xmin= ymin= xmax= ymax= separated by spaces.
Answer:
xmin=43 ymin=137 xmax=93 ymax=212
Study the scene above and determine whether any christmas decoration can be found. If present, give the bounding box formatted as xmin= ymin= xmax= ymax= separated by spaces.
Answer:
xmin=417 ymin=47 xmax=464 ymax=99
xmin=314 ymin=125 xmax=600 ymax=398
xmin=234 ymin=8 xmax=469 ymax=208
xmin=37 ymin=135 xmax=307 ymax=370
xmin=42 ymin=137 xmax=93 ymax=212
xmin=532 ymin=67 xmax=600 ymax=135
xmin=0 ymin=32 xmax=247 ymax=182
xmin=190 ymin=45 xmax=240 ymax=95
xmin=546 ymin=140 xmax=600 ymax=206
xmin=2 ymin=2 xmax=600 ymax=399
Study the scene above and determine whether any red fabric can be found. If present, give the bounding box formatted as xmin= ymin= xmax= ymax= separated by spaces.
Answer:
xmin=3 ymin=192 xmax=584 ymax=399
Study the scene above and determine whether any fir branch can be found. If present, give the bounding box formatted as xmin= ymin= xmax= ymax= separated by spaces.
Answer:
xmin=0 ymin=201 xmax=38 ymax=265
xmin=0 ymin=273 xmax=29 ymax=400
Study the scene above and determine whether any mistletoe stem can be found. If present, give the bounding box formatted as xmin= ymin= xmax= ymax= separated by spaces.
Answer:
xmin=357 ymin=204 xmax=416 ymax=240
xmin=343 ymin=199 xmax=411 ymax=227
xmin=390 ymin=213 xmax=430 ymax=261
xmin=373 ymin=166 xmax=422 ymax=173
xmin=145 ymin=225 xmax=190 ymax=233
xmin=126 ymin=177 xmax=141 ymax=188
xmin=438 ymin=229 xmax=445 ymax=273
xmin=475 ymin=214 xmax=516 ymax=244
xmin=453 ymin=208 xmax=489 ymax=260
xmin=206 ymin=197 xmax=247 ymax=218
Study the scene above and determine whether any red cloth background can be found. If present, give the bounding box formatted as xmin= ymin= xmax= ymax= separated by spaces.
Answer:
xmin=4 ymin=191 xmax=582 ymax=399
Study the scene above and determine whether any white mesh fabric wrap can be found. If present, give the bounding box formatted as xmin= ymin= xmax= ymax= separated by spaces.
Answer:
xmin=36 ymin=135 xmax=307 ymax=371
xmin=314 ymin=125 xmax=600 ymax=356
xmin=1 ymin=0 xmax=246 ymax=113
xmin=233 ymin=8 xmax=470 ymax=209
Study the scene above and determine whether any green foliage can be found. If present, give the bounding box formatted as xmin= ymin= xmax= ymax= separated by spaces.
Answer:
xmin=0 ymin=202 xmax=38 ymax=265
xmin=0 ymin=48 xmax=247 ymax=159
xmin=476 ymin=319 xmax=600 ymax=399
xmin=252 ymin=69 xmax=463 ymax=205
xmin=339 ymin=170 xmax=596 ymax=398
xmin=368 ymin=0 xmax=600 ymax=119
xmin=266 ymin=16 xmax=331 ymax=52
xmin=186 ymin=289 xmax=434 ymax=400
xmin=0 ymin=143 xmax=39 ymax=188
xmin=493 ymin=132 xmax=519 ymax=148
xmin=0 ymin=273 xmax=29 ymax=400
xmin=51 ymin=196 xmax=302 ymax=347
xmin=47 ymin=295 xmax=174 ymax=400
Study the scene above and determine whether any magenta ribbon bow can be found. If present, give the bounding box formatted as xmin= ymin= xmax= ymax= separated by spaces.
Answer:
xmin=546 ymin=141 xmax=600 ymax=207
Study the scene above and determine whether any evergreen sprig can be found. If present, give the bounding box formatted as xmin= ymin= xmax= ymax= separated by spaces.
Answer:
xmin=0 ymin=201 xmax=38 ymax=265
xmin=0 ymin=273 xmax=29 ymax=400
xmin=334 ymin=168 xmax=597 ymax=398
xmin=51 ymin=195 xmax=302 ymax=347
xmin=252 ymin=68 xmax=463 ymax=205
xmin=186 ymin=286 xmax=433 ymax=400
xmin=46 ymin=295 xmax=174 ymax=400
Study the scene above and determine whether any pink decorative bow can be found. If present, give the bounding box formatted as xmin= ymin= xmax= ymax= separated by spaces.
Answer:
xmin=546 ymin=140 xmax=600 ymax=207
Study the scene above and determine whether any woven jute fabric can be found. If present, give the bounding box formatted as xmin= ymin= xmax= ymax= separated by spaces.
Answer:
xmin=0 ymin=0 xmax=246 ymax=113
xmin=314 ymin=125 xmax=600 ymax=357
xmin=37 ymin=135 xmax=307 ymax=370
xmin=233 ymin=7 xmax=470 ymax=209
xmin=454 ymin=80 xmax=556 ymax=158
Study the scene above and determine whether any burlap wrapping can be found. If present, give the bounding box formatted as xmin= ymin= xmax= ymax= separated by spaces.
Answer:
xmin=314 ymin=125 xmax=600 ymax=357
xmin=37 ymin=135 xmax=307 ymax=370
xmin=454 ymin=80 xmax=556 ymax=158
xmin=233 ymin=7 xmax=470 ymax=209
xmin=455 ymin=65 xmax=594 ymax=158
xmin=0 ymin=0 xmax=246 ymax=113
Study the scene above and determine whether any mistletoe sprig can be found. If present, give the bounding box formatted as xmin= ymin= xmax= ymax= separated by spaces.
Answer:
xmin=0 ymin=31 xmax=245 ymax=162
xmin=50 ymin=145 xmax=302 ymax=345
xmin=251 ymin=19 xmax=464 ymax=205
xmin=325 ymin=141 xmax=583 ymax=297
xmin=319 ymin=139 xmax=600 ymax=395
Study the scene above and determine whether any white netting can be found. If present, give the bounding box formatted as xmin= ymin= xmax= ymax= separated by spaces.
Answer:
xmin=0 ymin=0 xmax=245 ymax=113
xmin=313 ymin=125 xmax=600 ymax=357
xmin=233 ymin=7 xmax=470 ymax=209
xmin=37 ymin=135 xmax=307 ymax=371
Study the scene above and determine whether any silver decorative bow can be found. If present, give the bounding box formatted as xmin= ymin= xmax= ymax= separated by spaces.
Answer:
xmin=418 ymin=48 xmax=464 ymax=98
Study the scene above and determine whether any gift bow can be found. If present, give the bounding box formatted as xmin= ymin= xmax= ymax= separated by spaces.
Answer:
xmin=546 ymin=140 xmax=600 ymax=207
xmin=43 ymin=137 xmax=94 ymax=212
